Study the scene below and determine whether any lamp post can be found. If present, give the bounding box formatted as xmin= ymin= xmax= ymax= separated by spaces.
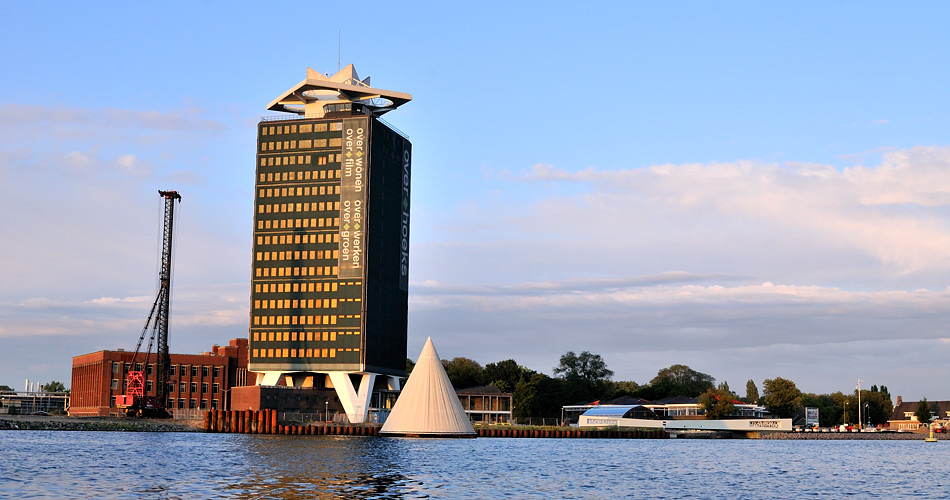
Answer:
xmin=866 ymin=402 xmax=870 ymax=429
xmin=325 ymin=401 xmax=329 ymax=423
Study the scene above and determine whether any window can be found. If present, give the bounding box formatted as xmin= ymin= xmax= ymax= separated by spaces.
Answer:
xmin=202 ymin=366 xmax=209 ymax=377
xmin=147 ymin=364 xmax=154 ymax=376
xmin=201 ymin=382 xmax=208 ymax=393
xmin=178 ymin=399 xmax=185 ymax=409
xmin=213 ymin=383 xmax=219 ymax=394
xmin=111 ymin=379 xmax=119 ymax=390
xmin=191 ymin=366 xmax=199 ymax=377
xmin=112 ymin=362 xmax=121 ymax=374
xmin=189 ymin=399 xmax=197 ymax=409
xmin=201 ymin=399 xmax=208 ymax=410
xmin=179 ymin=382 xmax=186 ymax=393
xmin=146 ymin=380 xmax=153 ymax=392
xmin=211 ymin=399 xmax=218 ymax=410
xmin=110 ymin=396 xmax=116 ymax=407
xmin=169 ymin=365 xmax=176 ymax=376
xmin=213 ymin=367 xmax=221 ymax=378
xmin=191 ymin=382 xmax=198 ymax=393
xmin=135 ymin=363 xmax=143 ymax=372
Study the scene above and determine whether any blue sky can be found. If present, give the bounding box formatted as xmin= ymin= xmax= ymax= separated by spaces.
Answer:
xmin=2 ymin=2 xmax=950 ymax=402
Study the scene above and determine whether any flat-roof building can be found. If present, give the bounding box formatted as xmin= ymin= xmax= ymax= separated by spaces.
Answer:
xmin=69 ymin=339 xmax=248 ymax=417
xmin=239 ymin=65 xmax=411 ymax=423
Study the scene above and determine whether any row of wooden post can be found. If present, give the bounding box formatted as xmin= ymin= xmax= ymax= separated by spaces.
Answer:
xmin=203 ymin=410 xmax=668 ymax=439
xmin=474 ymin=427 xmax=668 ymax=439
xmin=203 ymin=409 xmax=378 ymax=436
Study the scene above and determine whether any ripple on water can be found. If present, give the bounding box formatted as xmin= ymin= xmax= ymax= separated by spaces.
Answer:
xmin=1 ymin=432 xmax=947 ymax=498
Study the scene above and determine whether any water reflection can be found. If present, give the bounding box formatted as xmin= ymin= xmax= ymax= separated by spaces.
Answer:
xmin=4 ymin=431 xmax=950 ymax=498
xmin=225 ymin=435 xmax=425 ymax=498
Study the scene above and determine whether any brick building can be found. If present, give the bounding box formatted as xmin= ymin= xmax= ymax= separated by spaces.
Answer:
xmin=70 ymin=338 xmax=248 ymax=417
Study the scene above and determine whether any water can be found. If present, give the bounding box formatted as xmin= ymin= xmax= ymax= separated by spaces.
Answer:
xmin=0 ymin=431 xmax=945 ymax=498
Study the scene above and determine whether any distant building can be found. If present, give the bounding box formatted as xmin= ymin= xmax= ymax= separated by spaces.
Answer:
xmin=238 ymin=64 xmax=412 ymax=424
xmin=887 ymin=399 xmax=950 ymax=431
xmin=562 ymin=396 xmax=769 ymax=425
xmin=456 ymin=385 xmax=513 ymax=424
xmin=69 ymin=338 xmax=248 ymax=417
xmin=0 ymin=391 xmax=69 ymax=415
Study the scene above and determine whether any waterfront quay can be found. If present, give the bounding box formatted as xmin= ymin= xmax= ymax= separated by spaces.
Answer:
xmin=202 ymin=409 xmax=669 ymax=438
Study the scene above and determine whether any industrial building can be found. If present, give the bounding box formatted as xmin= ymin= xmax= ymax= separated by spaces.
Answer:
xmin=69 ymin=339 xmax=248 ymax=417
xmin=235 ymin=65 xmax=412 ymax=423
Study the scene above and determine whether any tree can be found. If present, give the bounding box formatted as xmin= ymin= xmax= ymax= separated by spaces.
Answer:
xmin=513 ymin=373 xmax=565 ymax=419
xmin=442 ymin=357 xmax=485 ymax=389
xmin=405 ymin=358 xmax=415 ymax=374
xmin=42 ymin=381 xmax=67 ymax=393
xmin=608 ymin=380 xmax=641 ymax=399
xmin=641 ymin=364 xmax=715 ymax=399
xmin=484 ymin=359 xmax=528 ymax=393
xmin=0 ymin=385 xmax=14 ymax=393
xmin=554 ymin=351 xmax=614 ymax=403
xmin=553 ymin=351 xmax=614 ymax=385
xmin=762 ymin=377 xmax=802 ymax=418
xmin=916 ymin=399 xmax=932 ymax=425
xmin=745 ymin=379 xmax=759 ymax=404
xmin=699 ymin=387 xmax=737 ymax=420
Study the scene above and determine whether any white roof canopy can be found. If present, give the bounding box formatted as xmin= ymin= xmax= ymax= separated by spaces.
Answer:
xmin=267 ymin=64 xmax=412 ymax=118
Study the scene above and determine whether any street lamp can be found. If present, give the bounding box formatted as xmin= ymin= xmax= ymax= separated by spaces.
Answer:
xmin=866 ymin=402 xmax=870 ymax=429
xmin=325 ymin=401 xmax=329 ymax=423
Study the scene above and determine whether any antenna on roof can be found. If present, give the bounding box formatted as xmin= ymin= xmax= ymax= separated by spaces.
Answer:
xmin=338 ymin=29 xmax=341 ymax=72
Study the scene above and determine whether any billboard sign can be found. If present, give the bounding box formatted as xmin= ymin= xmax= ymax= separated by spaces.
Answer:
xmin=339 ymin=117 xmax=367 ymax=279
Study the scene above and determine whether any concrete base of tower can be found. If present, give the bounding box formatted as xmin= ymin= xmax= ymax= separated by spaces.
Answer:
xmin=232 ymin=370 xmax=401 ymax=424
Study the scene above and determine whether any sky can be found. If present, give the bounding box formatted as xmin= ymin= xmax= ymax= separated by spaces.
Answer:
xmin=2 ymin=2 xmax=950 ymax=402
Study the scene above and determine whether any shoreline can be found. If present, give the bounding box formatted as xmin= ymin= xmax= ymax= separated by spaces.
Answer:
xmin=0 ymin=414 xmax=202 ymax=432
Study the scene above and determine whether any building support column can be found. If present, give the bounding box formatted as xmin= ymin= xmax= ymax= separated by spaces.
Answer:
xmin=327 ymin=372 xmax=377 ymax=424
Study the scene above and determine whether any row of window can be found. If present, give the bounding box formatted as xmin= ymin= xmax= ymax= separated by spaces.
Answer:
xmin=255 ymin=297 xmax=360 ymax=310
xmin=110 ymin=362 xmax=221 ymax=379
xmin=252 ymin=330 xmax=356 ymax=342
xmin=109 ymin=379 xmax=221 ymax=395
xmin=253 ymin=281 xmax=351 ymax=294
xmin=261 ymin=121 xmax=340 ymax=136
xmin=256 ymin=217 xmax=341 ymax=231
xmin=256 ymin=249 xmax=339 ymax=262
xmin=259 ymin=154 xmax=340 ymax=168
xmin=261 ymin=138 xmax=343 ymax=152
xmin=254 ymin=265 xmax=340 ymax=279
xmin=256 ymin=233 xmax=340 ymax=247
xmin=257 ymin=184 xmax=341 ymax=198
xmin=251 ymin=313 xmax=359 ymax=326
xmin=258 ymin=167 xmax=340 ymax=186
xmin=252 ymin=347 xmax=357 ymax=359
xmin=258 ymin=201 xmax=338 ymax=216
xmin=110 ymin=396 xmax=220 ymax=410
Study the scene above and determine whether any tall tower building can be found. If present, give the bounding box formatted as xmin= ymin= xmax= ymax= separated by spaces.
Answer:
xmin=245 ymin=65 xmax=411 ymax=423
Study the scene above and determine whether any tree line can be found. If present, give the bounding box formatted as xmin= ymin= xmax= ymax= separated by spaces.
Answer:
xmin=416 ymin=351 xmax=897 ymax=424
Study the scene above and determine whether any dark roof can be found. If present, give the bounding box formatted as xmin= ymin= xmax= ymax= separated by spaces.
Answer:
xmin=456 ymin=385 xmax=511 ymax=396
xmin=889 ymin=400 xmax=950 ymax=421
xmin=604 ymin=395 xmax=650 ymax=406
xmin=652 ymin=395 xmax=700 ymax=405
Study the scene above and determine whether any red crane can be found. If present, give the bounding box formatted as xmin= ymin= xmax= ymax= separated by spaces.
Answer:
xmin=115 ymin=190 xmax=181 ymax=417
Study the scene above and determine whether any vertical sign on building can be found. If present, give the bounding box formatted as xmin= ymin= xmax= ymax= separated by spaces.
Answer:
xmin=340 ymin=117 xmax=367 ymax=278
xmin=399 ymin=144 xmax=411 ymax=291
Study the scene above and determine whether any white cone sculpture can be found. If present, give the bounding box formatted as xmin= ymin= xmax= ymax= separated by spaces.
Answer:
xmin=380 ymin=337 xmax=476 ymax=437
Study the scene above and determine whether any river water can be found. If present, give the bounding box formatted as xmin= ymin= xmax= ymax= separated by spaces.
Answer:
xmin=0 ymin=431 xmax=945 ymax=498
